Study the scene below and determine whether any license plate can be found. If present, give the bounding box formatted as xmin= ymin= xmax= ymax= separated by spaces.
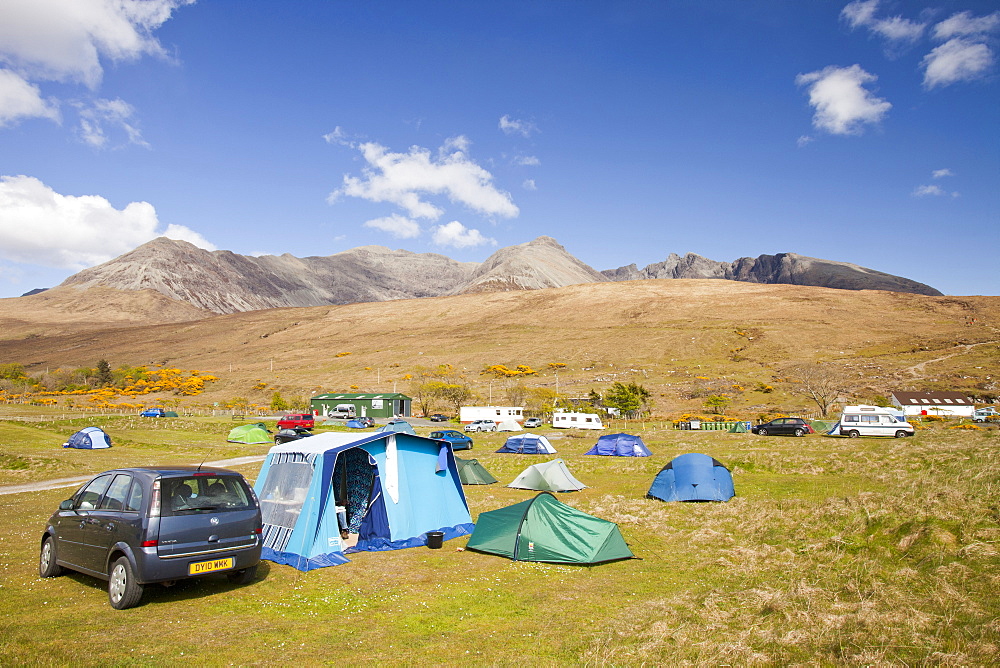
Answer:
xmin=188 ymin=557 xmax=234 ymax=575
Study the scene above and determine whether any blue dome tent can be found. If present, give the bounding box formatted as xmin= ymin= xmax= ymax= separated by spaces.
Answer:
xmin=647 ymin=453 xmax=735 ymax=502
xmin=63 ymin=427 xmax=112 ymax=449
xmin=496 ymin=434 xmax=556 ymax=454
xmin=584 ymin=433 xmax=651 ymax=457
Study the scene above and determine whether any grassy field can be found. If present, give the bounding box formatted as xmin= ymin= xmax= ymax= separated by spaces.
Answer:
xmin=1 ymin=415 xmax=998 ymax=666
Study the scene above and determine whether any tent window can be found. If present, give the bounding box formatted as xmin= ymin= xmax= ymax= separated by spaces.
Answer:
xmin=258 ymin=462 xmax=313 ymax=529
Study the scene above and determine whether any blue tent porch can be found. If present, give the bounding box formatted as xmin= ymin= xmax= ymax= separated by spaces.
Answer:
xmin=254 ymin=432 xmax=473 ymax=570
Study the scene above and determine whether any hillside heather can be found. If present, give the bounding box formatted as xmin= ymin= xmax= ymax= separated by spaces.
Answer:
xmin=0 ymin=279 xmax=996 ymax=416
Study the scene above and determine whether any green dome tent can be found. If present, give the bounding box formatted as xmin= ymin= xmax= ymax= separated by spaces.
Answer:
xmin=228 ymin=423 xmax=272 ymax=444
xmin=466 ymin=492 xmax=633 ymax=564
xmin=455 ymin=458 xmax=498 ymax=485
xmin=727 ymin=421 xmax=750 ymax=433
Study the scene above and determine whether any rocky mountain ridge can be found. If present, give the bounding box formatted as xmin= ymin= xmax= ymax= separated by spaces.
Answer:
xmin=53 ymin=235 xmax=942 ymax=314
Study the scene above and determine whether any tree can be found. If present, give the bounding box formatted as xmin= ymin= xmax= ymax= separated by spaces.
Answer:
xmin=96 ymin=359 xmax=113 ymax=387
xmin=270 ymin=391 xmax=289 ymax=411
xmin=786 ymin=363 xmax=848 ymax=417
xmin=603 ymin=382 xmax=651 ymax=419
xmin=703 ymin=395 xmax=730 ymax=414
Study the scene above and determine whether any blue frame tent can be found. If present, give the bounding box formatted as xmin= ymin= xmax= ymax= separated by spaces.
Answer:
xmin=254 ymin=432 xmax=473 ymax=570
xmin=63 ymin=426 xmax=112 ymax=449
xmin=496 ymin=434 xmax=557 ymax=454
xmin=646 ymin=452 xmax=735 ymax=502
xmin=584 ymin=433 xmax=652 ymax=457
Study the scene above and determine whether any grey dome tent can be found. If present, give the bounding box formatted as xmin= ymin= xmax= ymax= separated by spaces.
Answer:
xmin=455 ymin=457 xmax=498 ymax=485
xmin=507 ymin=459 xmax=587 ymax=492
xmin=63 ymin=426 xmax=112 ymax=449
xmin=466 ymin=492 xmax=633 ymax=564
xmin=647 ymin=452 xmax=735 ymax=502
xmin=584 ymin=433 xmax=651 ymax=457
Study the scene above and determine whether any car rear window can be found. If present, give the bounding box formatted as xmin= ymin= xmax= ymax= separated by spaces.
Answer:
xmin=162 ymin=475 xmax=254 ymax=516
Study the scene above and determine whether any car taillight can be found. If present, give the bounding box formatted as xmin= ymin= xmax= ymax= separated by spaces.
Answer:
xmin=150 ymin=479 xmax=161 ymax=517
xmin=141 ymin=539 xmax=158 ymax=548
xmin=254 ymin=527 xmax=263 ymax=534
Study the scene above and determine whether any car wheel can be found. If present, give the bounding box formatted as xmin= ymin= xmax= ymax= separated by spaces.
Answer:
xmin=793 ymin=428 xmax=804 ymax=437
xmin=108 ymin=556 xmax=144 ymax=609
xmin=847 ymin=430 xmax=860 ymax=439
xmin=895 ymin=430 xmax=908 ymax=438
xmin=39 ymin=535 xmax=62 ymax=578
xmin=757 ymin=428 xmax=768 ymax=436
xmin=227 ymin=565 xmax=257 ymax=586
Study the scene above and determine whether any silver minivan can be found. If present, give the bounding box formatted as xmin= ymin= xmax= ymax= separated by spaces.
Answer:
xmin=39 ymin=466 xmax=262 ymax=609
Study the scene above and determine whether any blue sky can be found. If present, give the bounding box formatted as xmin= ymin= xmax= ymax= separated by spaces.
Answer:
xmin=0 ymin=0 xmax=997 ymax=298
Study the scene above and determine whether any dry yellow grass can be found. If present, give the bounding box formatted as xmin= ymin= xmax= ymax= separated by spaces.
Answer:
xmin=1 ymin=279 xmax=997 ymax=415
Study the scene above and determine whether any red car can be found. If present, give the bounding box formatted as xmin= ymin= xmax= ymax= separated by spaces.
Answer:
xmin=276 ymin=413 xmax=315 ymax=430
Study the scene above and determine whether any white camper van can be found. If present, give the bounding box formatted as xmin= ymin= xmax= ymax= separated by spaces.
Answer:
xmin=332 ymin=404 xmax=357 ymax=419
xmin=838 ymin=405 xmax=914 ymax=438
xmin=551 ymin=411 xmax=604 ymax=430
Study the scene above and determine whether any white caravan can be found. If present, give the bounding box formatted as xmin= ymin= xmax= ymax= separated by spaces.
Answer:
xmin=459 ymin=406 xmax=524 ymax=424
xmin=551 ymin=411 xmax=604 ymax=430
xmin=838 ymin=405 xmax=914 ymax=438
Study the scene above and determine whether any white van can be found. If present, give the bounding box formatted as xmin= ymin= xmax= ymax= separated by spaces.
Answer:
xmin=332 ymin=404 xmax=356 ymax=419
xmin=838 ymin=405 xmax=914 ymax=438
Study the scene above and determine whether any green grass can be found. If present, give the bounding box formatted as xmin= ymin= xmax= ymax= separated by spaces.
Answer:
xmin=1 ymin=418 xmax=998 ymax=665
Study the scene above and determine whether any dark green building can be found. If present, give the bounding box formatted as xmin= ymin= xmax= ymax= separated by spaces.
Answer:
xmin=311 ymin=392 xmax=412 ymax=419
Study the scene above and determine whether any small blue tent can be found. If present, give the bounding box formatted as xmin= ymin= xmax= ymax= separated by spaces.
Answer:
xmin=63 ymin=427 xmax=112 ymax=449
xmin=496 ymin=434 xmax=557 ymax=454
xmin=376 ymin=420 xmax=416 ymax=435
xmin=254 ymin=432 xmax=473 ymax=570
xmin=584 ymin=433 xmax=651 ymax=457
xmin=346 ymin=419 xmax=368 ymax=429
xmin=647 ymin=453 xmax=735 ymax=502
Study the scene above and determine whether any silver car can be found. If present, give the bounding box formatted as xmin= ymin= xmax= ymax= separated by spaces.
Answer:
xmin=464 ymin=419 xmax=497 ymax=432
xmin=39 ymin=466 xmax=262 ymax=609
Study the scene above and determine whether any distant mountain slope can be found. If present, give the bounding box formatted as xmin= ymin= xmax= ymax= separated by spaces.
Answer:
xmin=59 ymin=238 xmax=478 ymax=313
xmin=51 ymin=236 xmax=943 ymax=315
xmin=456 ymin=236 xmax=608 ymax=293
xmin=602 ymin=252 xmax=943 ymax=296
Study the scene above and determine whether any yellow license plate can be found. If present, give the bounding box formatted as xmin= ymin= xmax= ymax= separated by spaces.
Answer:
xmin=188 ymin=557 xmax=234 ymax=575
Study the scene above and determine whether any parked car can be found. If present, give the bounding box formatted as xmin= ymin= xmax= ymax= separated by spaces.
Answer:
xmin=274 ymin=426 xmax=313 ymax=444
xmin=39 ymin=466 xmax=262 ymax=609
xmin=464 ymin=419 xmax=497 ymax=433
xmin=523 ymin=417 xmax=543 ymax=428
xmin=277 ymin=413 xmax=315 ymax=430
xmin=430 ymin=429 xmax=473 ymax=451
xmin=354 ymin=416 xmax=376 ymax=428
xmin=140 ymin=408 xmax=167 ymax=417
xmin=751 ymin=418 xmax=815 ymax=437
xmin=973 ymin=407 xmax=999 ymax=422
xmin=428 ymin=414 xmax=450 ymax=422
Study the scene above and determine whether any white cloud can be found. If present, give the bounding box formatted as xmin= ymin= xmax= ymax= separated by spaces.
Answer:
xmin=933 ymin=11 xmax=1000 ymax=40
xmin=0 ymin=174 xmax=213 ymax=269
xmin=0 ymin=68 xmax=59 ymax=126
xmin=932 ymin=168 xmax=954 ymax=179
xmin=516 ymin=155 xmax=540 ymax=166
xmin=522 ymin=179 xmax=537 ymax=191
xmin=796 ymin=135 xmax=814 ymax=147
xmin=363 ymin=214 xmax=421 ymax=239
xmin=922 ymin=38 xmax=994 ymax=88
xmin=499 ymin=115 xmax=538 ymax=138
xmin=841 ymin=0 xmax=925 ymax=43
xmin=332 ymin=138 xmax=519 ymax=221
xmin=77 ymin=97 xmax=147 ymax=148
xmin=796 ymin=64 xmax=891 ymax=135
xmin=912 ymin=184 xmax=945 ymax=197
xmin=430 ymin=221 xmax=496 ymax=249
xmin=0 ymin=0 xmax=192 ymax=133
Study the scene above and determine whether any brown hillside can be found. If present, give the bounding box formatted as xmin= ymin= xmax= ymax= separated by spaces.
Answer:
xmin=0 ymin=280 xmax=997 ymax=414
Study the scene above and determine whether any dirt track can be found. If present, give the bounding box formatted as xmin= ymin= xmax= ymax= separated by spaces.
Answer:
xmin=0 ymin=455 xmax=266 ymax=496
